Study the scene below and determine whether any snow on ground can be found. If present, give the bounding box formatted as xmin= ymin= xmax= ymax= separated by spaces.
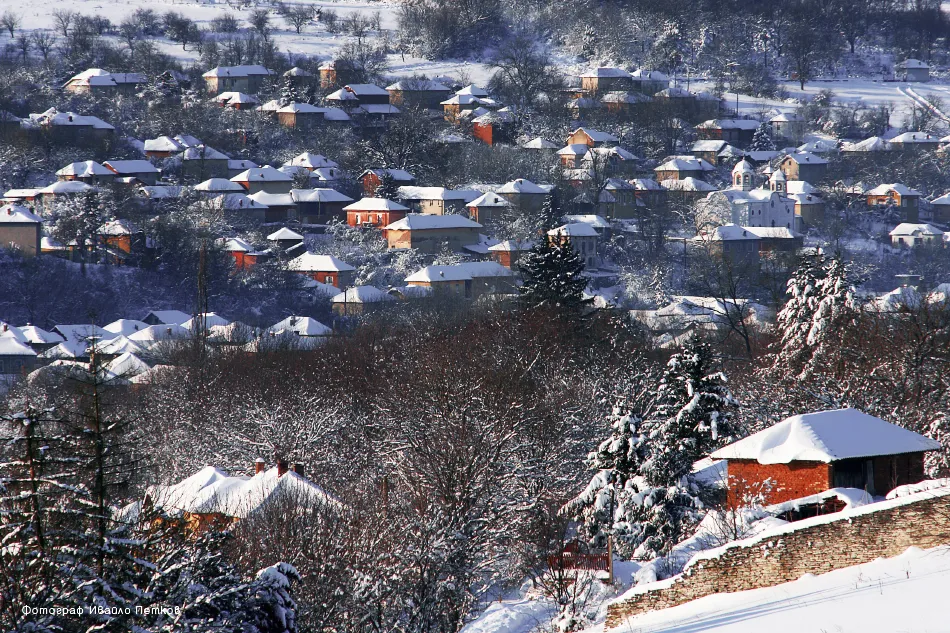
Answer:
xmin=459 ymin=598 xmax=557 ymax=633
xmin=11 ymin=0 xmax=495 ymax=83
xmin=597 ymin=544 xmax=950 ymax=633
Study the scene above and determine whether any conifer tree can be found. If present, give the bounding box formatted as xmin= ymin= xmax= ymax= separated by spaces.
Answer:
xmin=519 ymin=237 xmax=590 ymax=311
xmin=375 ymin=172 xmax=399 ymax=200
xmin=748 ymin=122 xmax=776 ymax=152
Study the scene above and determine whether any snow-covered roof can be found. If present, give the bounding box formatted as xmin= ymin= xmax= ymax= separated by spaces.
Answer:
xmin=97 ymin=335 xmax=145 ymax=357
xmin=181 ymin=146 xmax=228 ymax=161
xmin=129 ymin=324 xmax=189 ymax=342
xmin=0 ymin=204 xmax=41 ymax=223
xmin=248 ymin=191 xmax=294 ymax=207
xmin=285 ymin=152 xmax=339 ymax=169
xmin=655 ymin=156 xmax=716 ymax=172
xmin=562 ymin=214 xmax=611 ymax=229
xmin=105 ymin=352 xmax=150 ymax=378
xmin=455 ymin=84 xmax=489 ymax=97
xmin=211 ymin=193 xmax=268 ymax=211
xmin=290 ymin=188 xmax=353 ymax=204
xmin=202 ymin=65 xmax=273 ymax=78
xmin=396 ymin=186 xmax=480 ymax=202
xmin=39 ymin=181 xmax=95 ymax=195
xmin=697 ymin=118 xmax=760 ymax=131
xmin=743 ymin=226 xmax=801 ymax=239
xmin=144 ymin=136 xmax=185 ymax=153
xmin=361 ymin=168 xmax=415 ymax=182
xmin=867 ymin=183 xmax=922 ymax=197
xmin=661 ymin=177 xmax=717 ymax=192
xmin=711 ymin=408 xmax=941 ymax=463
xmin=0 ymin=336 xmax=36 ymax=357
xmin=384 ymin=213 xmax=482 ymax=231
xmin=98 ymin=219 xmax=137 ymax=236
xmin=889 ymin=223 xmax=943 ymax=237
xmin=147 ymin=465 xmax=338 ymax=519
xmin=17 ymin=325 xmax=63 ymax=345
xmin=782 ymin=150 xmax=829 ymax=165
xmin=215 ymin=91 xmax=259 ymax=105
xmin=103 ymin=160 xmax=159 ymax=175
xmin=344 ymin=197 xmax=410 ymax=212
xmin=231 ymin=166 xmax=293 ymax=183
xmin=770 ymin=111 xmax=805 ymax=122
xmin=497 ymin=178 xmax=547 ymax=195
xmin=194 ymin=178 xmax=244 ymax=192
xmin=406 ymin=262 xmax=513 ymax=283
xmin=558 ymin=143 xmax=591 ymax=156
xmin=331 ymin=286 xmax=395 ymax=304
xmin=889 ymin=131 xmax=938 ymax=144
xmin=142 ymin=310 xmax=192 ymax=325
xmin=580 ymin=66 xmax=632 ymax=78
xmin=548 ymin=223 xmax=599 ymax=238
xmin=843 ymin=136 xmax=893 ymax=152
xmin=898 ymin=58 xmax=930 ymax=69
xmin=571 ymin=127 xmax=620 ymax=143
xmin=287 ymin=252 xmax=355 ymax=273
xmin=385 ymin=79 xmax=450 ymax=91
xmin=268 ymin=316 xmax=331 ymax=337
xmin=53 ymin=324 xmax=114 ymax=343
xmin=521 ymin=137 xmax=558 ymax=149
xmin=56 ymin=160 xmax=112 ymax=177
xmin=276 ymin=102 xmax=325 ymax=114
xmin=487 ymin=239 xmax=534 ymax=252
xmin=103 ymin=319 xmax=148 ymax=336
xmin=181 ymin=312 xmax=230 ymax=332
xmin=468 ymin=192 xmax=511 ymax=208
xmin=343 ymin=83 xmax=389 ymax=96
xmin=694 ymin=224 xmax=760 ymax=241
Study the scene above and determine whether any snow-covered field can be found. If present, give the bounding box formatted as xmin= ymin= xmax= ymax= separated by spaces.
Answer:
xmin=11 ymin=0 xmax=495 ymax=83
xmin=595 ymin=545 xmax=950 ymax=633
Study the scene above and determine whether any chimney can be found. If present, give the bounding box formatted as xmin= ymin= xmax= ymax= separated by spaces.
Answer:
xmin=254 ymin=457 xmax=266 ymax=474
xmin=291 ymin=462 xmax=304 ymax=478
xmin=276 ymin=459 xmax=289 ymax=476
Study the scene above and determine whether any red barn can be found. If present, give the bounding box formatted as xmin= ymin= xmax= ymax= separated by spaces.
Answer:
xmin=711 ymin=409 xmax=941 ymax=507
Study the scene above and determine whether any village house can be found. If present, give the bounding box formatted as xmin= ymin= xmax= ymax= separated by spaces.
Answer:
xmin=579 ymin=67 xmax=634 ymax=94
xmin=695 ymin=119 xmax=760 ymax=146
xmin=318 ymin=60 xmax=337 ymax=87
xmin=287 ymin=252 xmax=357 ymax=288
xmin=660 ymin=177 xmax=718 ymax=205
xmin=629 ymin=69 xmax=670 ymax=94
xmin=897 ymin=58 xmax=931 ymax=82
xmin=467 ymin=191 xmax=511 ymax=224
xmin=386 ymin=79 xmax=452 ymax=109
xmin=222 ymin=237 xmax=268 ymax=270
xmin=631 ymin=178 xmax=667 ymax=209
xmin=472 ymin=109 xmax=516 ymax=145
xmin=701 ymin=160 xmax=796 ymax=229
xmin=557 ymin=143 xmax=591 ymax=168
xmin=248 ymin=192 xmax=297 ymax=222
xmin=17 ymin=325 xmax=65 ymax=353
xmin=497 ymin=178 xmax=550 ymax=212
xmin=487 ymin=239 xmax=533 ymax=270
xmin=743 ymin=226 xmax=804 ymax=253
xmin=326 ymin=84 xmax=391 ymax=110
xmin=213 ymin=193 xmax=269 ymax=224
xmin=0 ymin=335 xmax=37 ymax=377
xmin=63 ymin=68 xmax=146 ymax=95
xmin=103 ymin=160 xmax=161 ymax=186
xmin=405 ymin=262 xmax=516 ymax=299
xmin=268 ymin=315 xmax=331 ymax=340
xmin=690 ymin=140 xmax=729 ymax=165
xmin=345 ymin=197 xmax=410 ymax=228
xmin=930 ymin=192 xmax=950 ymax=223
xmin=27 ymin=109 xmax=115 ymax=144
xmin=231 ymin=166 xmax=293 ymax=195
xmin=397 ymin=186 xmax=480 ymax=216
xmin=276 ymin=103 xmax=331 ymax=129
xmin=888 ymin=131 xmax=940 ymax=152
xmin=889 ymin=223 xmax=944 ymax=247
xmin=711 ymin=408 xmax=941 ymax=507
xmin=55 ymin=161 xmax=116 ymax=185
xmin=98 ymin=219 xmax=146 ymax=259
xmin=283 ymin=66 xmax=314 ymax=86
xmin=691 ymin=224 xmax=761 ymax=264
xmin=180 ymin=146 xmax=230 ymax=180
xmin=0 ymin=204 xmax=42 ymax=257
xmin=867 ymin=184 xmax=923 ymax=222
xmin=778 ymin=151 xmax=828 ymax=183
xmin=360 ymin=169 xmax=416 ymax=196
xmin=195 ymin=178 xmax=245 ymax=195
xmin=383 ymin=214 xmax=483 ymax=253
xmin=654 ymin=156 xmax=716 ymax=181
xmin=201 ymin=65 xmax=274 ymax=94
xmin=214 ymin=92 xmax=260 ymax=110
xmin=144 ymin=135 xmax=185 ymax=159
xmin=284 ymin=152 xmax=339 ymax=171
xmin=144 ymin=461 xmax=338 ymax=533
xmin=292 ymin=188 xmax=354 ymax=224
xmin=228 ymin=159 xmax=259 ymax=179
xmin=331 ymin=286 xmax=395 ymax=315
xmin=769 ymin=112 xmax=806 ymax=142
xmin=37 ymin=181 xmax=96 ymax=209
xmin=548 ymin=223 xmax=599 ymax=268
xmin=600 ymin=91 xmax=652 ymax=118
xmin=566 ymin=127 xmax=619 ymax=149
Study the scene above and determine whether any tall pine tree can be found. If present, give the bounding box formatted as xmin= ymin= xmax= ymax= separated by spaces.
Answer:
xmin=518 ymin=237 xmax=590 ymax=311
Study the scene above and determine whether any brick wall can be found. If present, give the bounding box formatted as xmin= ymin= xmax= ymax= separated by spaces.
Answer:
xmin=605 ymin=491 xmax=950 ymax=629
xmin=727 ymin=459 xmax=831 ymax=506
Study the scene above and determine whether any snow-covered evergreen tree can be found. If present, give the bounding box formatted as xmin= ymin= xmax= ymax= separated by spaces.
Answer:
xmin=775 ymin=252 xmax=858 ymax=379
xmin=519 ymin=238 xmax=590 ymax=311
xmin=643 ymin=337 xmax=738 ymax=486
xmin=748 ymin=122 xmax=776 ymax=152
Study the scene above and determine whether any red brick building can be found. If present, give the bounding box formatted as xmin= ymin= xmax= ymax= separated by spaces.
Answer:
xmin=711 ymin=408 xmax=941 ymax=506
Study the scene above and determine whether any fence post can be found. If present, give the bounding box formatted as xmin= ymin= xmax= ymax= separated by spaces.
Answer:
xmin=607 ymin=536 xmax=614 ymax=584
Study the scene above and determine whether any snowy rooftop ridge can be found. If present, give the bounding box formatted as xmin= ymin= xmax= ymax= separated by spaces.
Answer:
xmin=710 ymin=408 xmax=941 ymax=464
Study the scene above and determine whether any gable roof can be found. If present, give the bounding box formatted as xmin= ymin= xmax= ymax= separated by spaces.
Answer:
xmin=17 ymin=325 xmax=63 ymax=345
xmin=231 ymin=166 xmax=293 ymax=183
xmin=285 ymin=152 xmax=339 ymax=169
xmin=268 ymin=316 xmax=331 ymax=337
xmin=344 ymin=197 xmax=410 ymax=212
xmin=331 ymin=286 xmax=395 ymax=304
xmin=710 ymin=408 xmax=941 ymax=464
xmin=383 ymin=213 xmax=481 ymax=231
xmin=0 ymin=204 xmax=41 ymax=223
xmin=497 ymin=178 xmax=548 ymax=194
xmin=287 ymin=252 xmax=355 ymax=272
xmin=867 ymin=183 xmax=922 ymax=197
xmin=889 ymin=223 xmax=943 ymax=237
